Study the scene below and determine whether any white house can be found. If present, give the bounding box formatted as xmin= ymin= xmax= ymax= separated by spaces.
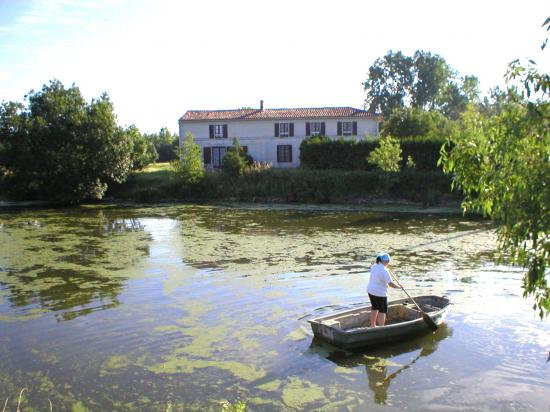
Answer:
xmin=178 ymin=102 xmax=382 ymax=168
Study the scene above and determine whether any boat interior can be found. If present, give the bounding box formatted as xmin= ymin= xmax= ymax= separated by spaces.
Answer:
xmin=319 ymin=299 xmax=443 ymax=331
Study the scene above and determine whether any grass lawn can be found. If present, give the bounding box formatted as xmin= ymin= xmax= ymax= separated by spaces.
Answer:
xmin=107 ymin=162 xmax=176 ymax=200
xmin=131 ymin=162 xmax=173 ymax=184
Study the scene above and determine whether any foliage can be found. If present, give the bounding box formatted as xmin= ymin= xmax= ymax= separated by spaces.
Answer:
xmin=441 ymin=16 xmax=550 ymax=317
xmin=0 ymin=80 xmax=132 ymax=203
xmin=109 ymin=160 xmax=455 ymax=205
xmin=400 ymin=135 xmax=448 ymax=170
xmin=363 ymin=49 xmax=479 ymax=117
xmin=440 ymin=103 xmax=550 ymax=317
xmin=299 ymin=136 xmax=378 ymax=170
xmin=368 ymin=136 xmax=402 ymax=172
xmin=171 ymin=132 xmax=204 ymax=188
xmin=145 ymin=127 xmax=179 ymax=162
xmin=381 ymin=107 xmax=457 ymax=138
xmin=299 ymin=135 xmax=444 ymax=171
xmin=222 ymin=137 xmax=252 ymax=177
xmin=405 ymin=155 xmax=416 ymax=169
xmin=125 ymin=125 xmax=157 ymax=170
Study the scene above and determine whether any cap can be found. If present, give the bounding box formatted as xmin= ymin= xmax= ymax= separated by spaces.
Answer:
xmin=377 ymin=252 xmax=391 ymax=262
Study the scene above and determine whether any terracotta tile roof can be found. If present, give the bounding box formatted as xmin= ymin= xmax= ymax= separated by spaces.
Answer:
xmin=180 ymin=107 xmax=381 ymax=122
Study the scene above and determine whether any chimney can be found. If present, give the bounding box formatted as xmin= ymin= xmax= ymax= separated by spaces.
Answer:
xmin=260 ymin=100 xmax=264 ymax=110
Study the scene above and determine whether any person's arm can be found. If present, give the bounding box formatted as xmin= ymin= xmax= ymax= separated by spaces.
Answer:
xmin=388 ymin=281 xmax=400 ymax=289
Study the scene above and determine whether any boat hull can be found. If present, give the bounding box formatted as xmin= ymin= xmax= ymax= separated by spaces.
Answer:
xmin=309 ymin=295 xmax=450 ymax=350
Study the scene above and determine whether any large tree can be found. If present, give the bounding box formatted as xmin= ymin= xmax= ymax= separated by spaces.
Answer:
xmin=363 ymin=50 xmax=479 ymax=117
xmin=440 ymin=17 xmax=550 ymax=317
xmin=0 ymin=80 xmax=133 ymax=203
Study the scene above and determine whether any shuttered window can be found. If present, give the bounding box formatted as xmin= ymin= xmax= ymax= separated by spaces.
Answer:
xmin=310 ymin=122 xmax=321 ymax=136
xmin=276 ymin=122 xmax=294 ymax=137
xmin=210 ymin=124 xmax=228 ymax=138
xmin=337 ymin=121 xmax=357 ymax=136
xmin=279 ymin=122 xmax=289 ymax=137
xmin=342 ymin=121 xmax=353 ymax=136
xmin=277 ymin=145 xmax=292 ymax=163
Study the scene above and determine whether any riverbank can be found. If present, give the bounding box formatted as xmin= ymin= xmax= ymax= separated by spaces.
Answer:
xmin=105 ymin=163 xmax=461 ymax=207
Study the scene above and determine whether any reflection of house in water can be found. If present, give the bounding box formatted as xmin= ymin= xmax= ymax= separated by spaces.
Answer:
xmin=319 ymin=324 xmax=452 ymax=404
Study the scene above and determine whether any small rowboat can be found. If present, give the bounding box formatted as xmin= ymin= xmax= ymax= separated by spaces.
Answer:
xmin=308 ymin=295 xmax=450 ymax=350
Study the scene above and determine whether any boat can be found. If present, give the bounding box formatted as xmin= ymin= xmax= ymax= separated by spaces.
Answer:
xmin=308 ymin=295 xmax=450 ymax=350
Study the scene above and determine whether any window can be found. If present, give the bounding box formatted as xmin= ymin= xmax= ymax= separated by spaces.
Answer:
xmin=209 ymin=124 xmax=227 ymax=139
xmin=310 ymin=122 xmax=321 ymax=136
xmin=212 ymin=146 xmax=228 ymax=167
xmin=342 ymin=121 xmax=353 ymax=136
xmin=279 ymin=122 xmax=289 ymax=137
xmin=277 ymin=145 xmax=292 ymax=163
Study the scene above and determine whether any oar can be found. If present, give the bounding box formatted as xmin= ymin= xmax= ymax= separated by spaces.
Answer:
xmin=388 ymin=269 xmax=438 ymax=332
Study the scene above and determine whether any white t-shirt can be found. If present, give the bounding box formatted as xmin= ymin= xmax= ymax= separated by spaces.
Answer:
xmin=367 ymin=263 xmax=392 ymax=297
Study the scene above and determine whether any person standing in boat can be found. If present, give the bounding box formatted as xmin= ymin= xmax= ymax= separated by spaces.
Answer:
xmin=367 ymin=252 xmax=400 ymax=327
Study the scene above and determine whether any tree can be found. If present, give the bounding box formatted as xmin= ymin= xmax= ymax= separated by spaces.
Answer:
xmin=171 ymin=132 xmax=204 ymax=187
xmin=363 ymin=50 xmax=413 ymax=116
xmin=126 ymin=125 xmax=157 ymax=170
xmin=381 ymin=107 xmax=456 ymax=138
xmin=363 ymin=50 xmax=479 ymax=117
xmin=146 ymin=127 xmax=178 ymax=162
xmin=367 ymin=136 xmax=402 ymax=172
xmin=411 ymin=50 xmax=453 ymax=110
xmin=0 ymin=80 xmax=132 ymax=202
xmin=437 ymin=76 xmax=480 ymax=120
xmin=439 ymin=17 xmax=550 ymax=317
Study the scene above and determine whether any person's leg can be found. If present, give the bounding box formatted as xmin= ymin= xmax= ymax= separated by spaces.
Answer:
xmin=370 ymin=309 xmax=379 ymax=327
xmin=377 ymin=297 xmax=388 ymax=326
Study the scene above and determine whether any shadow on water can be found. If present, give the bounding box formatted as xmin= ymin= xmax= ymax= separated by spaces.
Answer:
xmin=309 ymin=324 xmax=453 ymax=404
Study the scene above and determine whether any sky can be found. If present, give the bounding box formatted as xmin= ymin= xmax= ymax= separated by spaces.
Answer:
xmin=0 ymin=0 xmax=549 ymax=134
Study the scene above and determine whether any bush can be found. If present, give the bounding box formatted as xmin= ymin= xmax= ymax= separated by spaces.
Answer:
xmin=171 ymin=132 xmax=204 ymax=188
xmin=368 ymin=136 xmax=402 ymax=172
xmin=222 ymin=137 xmax=252 ymax=177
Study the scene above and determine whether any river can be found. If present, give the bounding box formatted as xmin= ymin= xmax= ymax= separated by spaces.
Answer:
xmin=0 ymin=204 xmax=548 ymax=412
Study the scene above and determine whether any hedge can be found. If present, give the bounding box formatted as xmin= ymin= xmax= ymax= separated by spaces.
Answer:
xmin=299 ymin=136 xmax=447 ymax=171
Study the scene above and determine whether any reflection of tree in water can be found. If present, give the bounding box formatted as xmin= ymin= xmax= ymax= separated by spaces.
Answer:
xmin=324 ymin=324 xmax=452 ymax=404
xmin=0 ymin=212 xmax=151 ymax=321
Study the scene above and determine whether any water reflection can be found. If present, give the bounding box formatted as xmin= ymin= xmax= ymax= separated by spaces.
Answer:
xmin=316 ymin=324 xmax=452 ymax=404
xmin=0 ymin=210 xmax=151 ymax=320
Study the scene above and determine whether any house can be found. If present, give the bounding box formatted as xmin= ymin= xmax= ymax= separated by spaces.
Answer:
xmin=178 ymin=101 xmax=382 ymax=168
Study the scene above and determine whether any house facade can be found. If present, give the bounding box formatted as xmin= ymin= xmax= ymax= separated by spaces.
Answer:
xmin=178 ymin=102 xmax=382 ymax=168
